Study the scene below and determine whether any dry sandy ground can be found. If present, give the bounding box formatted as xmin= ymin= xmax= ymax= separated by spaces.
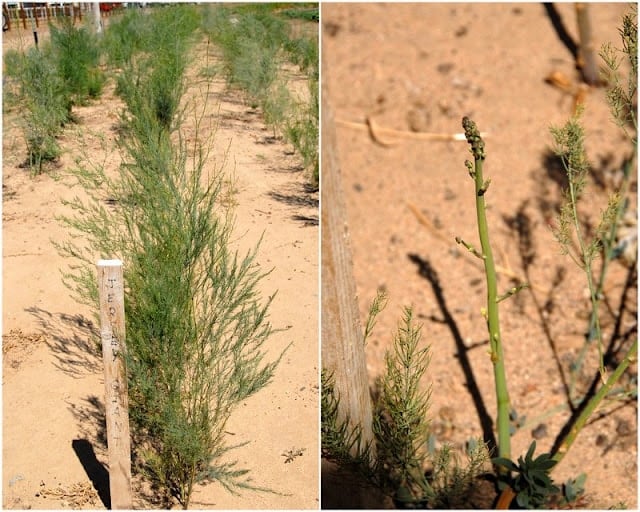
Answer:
xmin=3 ymin=18 xmax=318 ymax=510
xmin=322 ymin=2 xmax=636 ymax=509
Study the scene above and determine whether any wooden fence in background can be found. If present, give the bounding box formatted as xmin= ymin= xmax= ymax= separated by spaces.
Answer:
xmin=2 ymin=3 xmax=125 ymax=32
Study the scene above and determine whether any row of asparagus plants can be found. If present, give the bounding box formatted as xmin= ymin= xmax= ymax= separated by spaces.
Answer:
xmin=202 ymin=3 xmax=319 ymax=189
xmin=4 ymin=18 xmax=105 ymax=173
xmin=56 ymin=5 xmax=284 ymax=508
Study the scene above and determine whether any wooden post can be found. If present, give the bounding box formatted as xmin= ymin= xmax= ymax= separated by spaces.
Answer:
xmin=575 ymin=3 xmax=599 ymax=85
xmin=3 ymin=4 xmax=11 ymax=31
xmin=91 ymin=2 xmax=102 ymax=35
xmin=97 ymin=260 xmax=133 ymax=510
xmin=321 ymin=59 xmax=375 ymax=456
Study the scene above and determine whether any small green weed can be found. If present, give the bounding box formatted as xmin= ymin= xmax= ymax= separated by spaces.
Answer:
xmin=493 ymin=441 xmax=559 ymax=508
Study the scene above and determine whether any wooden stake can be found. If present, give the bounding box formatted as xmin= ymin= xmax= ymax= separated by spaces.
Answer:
xmin=97 ymin=260 xmax=133 ymax=510
xmin=575 ymin=3 xmax=600 ymax=86
xmin=321 ymin=61 xmax=375 ymax=459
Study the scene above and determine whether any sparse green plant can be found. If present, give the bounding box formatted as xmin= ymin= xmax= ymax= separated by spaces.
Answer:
xmin=428 ymin=439 xmax=492 ymax=508
xmin=555 ymin=7 xmax=638 ymax=399
xmin=205 ymin=6 xmax=283 ymax=98
xmin=262 ymin=81 xmax=290 ymax=131
xmin=279 ymin=5 xmax=319 ymax=23
xmin=322 ymin=293 xmax=491 ymax=508
xmin=373 ymin=307 xmax=434 ymax=503
xmin=600 ymin=7 xmax=637 ymax=138
xmin=286 ymin=76 xmax=319 ymax=188
xmin=2 ymin=50 xmax=26 ymax=109
xmin=543 ymin=9 xmax=638 ymax=470
xmin=3 ymin=16 xmax=105 ymax=174
xmin=220 ymin=172 xmax=240 ymax=208
xmin=114 ymin=4 xmax=200 ymax=133
xmin=458 ymin=114 xmax=636 ymax=508
xmin=284 ymin=31 xmax=319 ymax=77
xmin=550 ymin=109 xmax=621 ymax=381
xmin=101 ymin=8 xmax=149 ymax=67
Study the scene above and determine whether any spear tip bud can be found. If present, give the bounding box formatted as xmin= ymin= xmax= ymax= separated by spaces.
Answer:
xmin=462 ymin=116 xmax=486 ymax=161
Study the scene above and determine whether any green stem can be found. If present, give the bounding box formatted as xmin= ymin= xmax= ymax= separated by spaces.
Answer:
xmin=552 ymin=338 xmax=637 ymax=465
xmin=569 ymin=153 xmax=635 ymax=400
xmin=567 ymin=174 xmax=606 ymax=380
xmin=462 ymin=117 xmax=511 ymax=461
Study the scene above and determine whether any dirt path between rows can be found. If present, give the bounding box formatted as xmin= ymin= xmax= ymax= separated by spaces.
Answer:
xmin=3 ymin=24 xmax=318 ymax=510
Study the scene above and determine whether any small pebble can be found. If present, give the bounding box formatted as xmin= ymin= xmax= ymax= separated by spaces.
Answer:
xmin=437 ymin=62 xmax=455 ymax=74
xmin=616 ymin=419 xmax=632 ymax=437
xmin=531 ymin=423 xmax=547 ymax=439
xmin=439 ymin=405 xmax=456 ymax=423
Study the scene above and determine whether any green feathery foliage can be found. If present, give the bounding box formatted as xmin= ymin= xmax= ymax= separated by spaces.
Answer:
xmin=321 ymin=369 xmax=376 ymax=474
xmin=49 ymin=18 xmax=105 ymax=103
xmin=3 ymin=16 xmax=104 ymax=174
xmin=373 ymin=307 xmax=434 ymax=503
xmin=550 ymin=110 xmax=622 ymax=382
xmin=3 ymin=45 xmax=69 ymax=173
xmin=599 ymin=6 xmax=637 ymax=139
xmin=56 ymin=6 xmax=284 ymax=508
xmin=322 ymin=294 xmax=490 ymax=508
xmin=202 ymin=3 xmax=319 ymax=189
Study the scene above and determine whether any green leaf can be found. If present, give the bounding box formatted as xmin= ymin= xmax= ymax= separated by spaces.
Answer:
xmin=492 ymin=457 xmax=517 ymax=472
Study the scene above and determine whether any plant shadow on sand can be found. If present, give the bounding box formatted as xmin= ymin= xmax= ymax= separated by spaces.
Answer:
xmin=25 ymin=306 xmax=101 ymax=377
xmin=321 ymin=459 xmax=392 ymax=509
xmin=268 ymin=182 xmax=319 ymax=225
xmin=407 ymin=254 xmax=497 ymax=452
xmin=25 ymin=306 xmax=170 ymax=508
xmin=25 ymin=307 xmax=112 ymax=504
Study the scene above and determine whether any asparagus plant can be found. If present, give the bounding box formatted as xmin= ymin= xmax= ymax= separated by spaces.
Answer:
xmin=457 ymin=117 xmax=513 ymax=465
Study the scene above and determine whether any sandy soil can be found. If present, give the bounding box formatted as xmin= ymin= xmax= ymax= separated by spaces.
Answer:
xmin=322 ymin=2 xmax=636 ymax=509
xmin=3 ymin=17 xmax=318 ymax=510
